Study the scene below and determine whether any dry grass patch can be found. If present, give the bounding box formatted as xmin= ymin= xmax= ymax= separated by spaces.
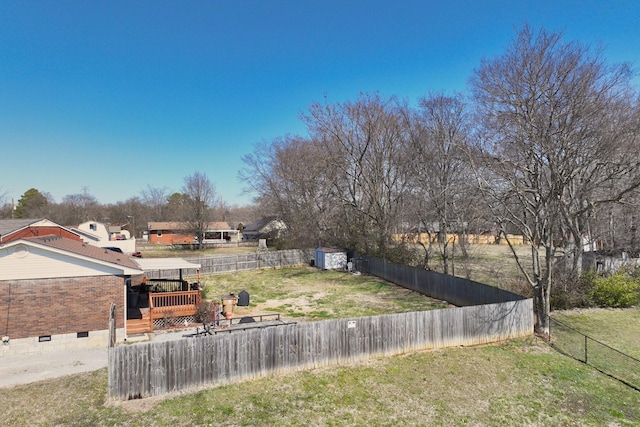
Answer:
xmin=201 ymin=266 xmax=451 ymax=321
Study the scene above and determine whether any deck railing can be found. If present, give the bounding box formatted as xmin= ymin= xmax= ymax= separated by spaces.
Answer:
xmin=149 ymin=290 xmax=201 ymax=319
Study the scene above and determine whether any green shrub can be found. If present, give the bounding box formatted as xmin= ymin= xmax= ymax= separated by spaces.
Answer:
xmin=590 ymin=271 xmax=640 ymax=308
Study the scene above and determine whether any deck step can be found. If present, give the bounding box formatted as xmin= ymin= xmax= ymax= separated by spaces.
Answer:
xmin=127 ymin=318 xmax=152 ymax=334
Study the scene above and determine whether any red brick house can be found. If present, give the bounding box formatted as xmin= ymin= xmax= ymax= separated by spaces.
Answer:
xmin=147 ymin=221 xmax=238 ymax=244
xmin=0 ymin=235 xmax=143 ymax=354
xmin=0 ymin=218 xmax=82 ymax=244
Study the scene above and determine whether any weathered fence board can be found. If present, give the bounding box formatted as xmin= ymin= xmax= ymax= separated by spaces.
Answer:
xmin=109 ymin=298 xmax=533 ymax=400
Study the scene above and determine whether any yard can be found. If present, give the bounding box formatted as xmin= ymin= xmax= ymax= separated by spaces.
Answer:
xmin=201 ymin=266 xmax=451 ymax=322
xmin=136 ymin=242 xmax=262 ymax=258
xmin=1 ymin=311 xmax=639 ymax=425
xmin=0 ymin=262 xmax=639 ymax=425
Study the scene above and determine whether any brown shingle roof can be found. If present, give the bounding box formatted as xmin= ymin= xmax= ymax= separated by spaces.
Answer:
xmin=24 ymin=235 xmax=142 ymax=270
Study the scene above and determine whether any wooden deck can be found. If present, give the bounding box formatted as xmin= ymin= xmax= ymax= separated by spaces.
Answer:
xmin=126 ymin=290 xmax=201 ymax=335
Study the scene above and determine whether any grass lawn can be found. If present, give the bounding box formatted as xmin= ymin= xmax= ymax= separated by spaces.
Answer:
xmin=1 ymin=332 xmax=639 ymax=426
xmin=136 ymin=242 xmax=263 ymax=258
xmin=552 ymin=308 xmax=640 ymax=359
xmin=0 ymin=263 xmax=638 ymax=426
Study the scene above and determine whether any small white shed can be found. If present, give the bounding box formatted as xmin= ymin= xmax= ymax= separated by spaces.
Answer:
xmin=314 ymin=247 xmax=347 ymax=270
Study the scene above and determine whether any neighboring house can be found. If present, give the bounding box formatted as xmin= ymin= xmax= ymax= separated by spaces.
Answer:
xmin=0 ymin=218 xmax=82 ymax=244
xmin=314 ymin=247 xmax=348 ymax=270
xmin=242 ymin=216 xmax=287 ymax=241
xmin=0 ymin=235 xmax=144 ymax=355
xmin=74 ymin=221 xmax=136 ymax=254
xmin=147 ymin=221 xmax=238 ymax=244
xmin=583 ymin=251 xmax=640 ymax=274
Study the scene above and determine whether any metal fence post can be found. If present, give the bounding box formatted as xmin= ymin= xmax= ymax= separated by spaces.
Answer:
xmin=585 ymin=335 xmax=588 ymax=364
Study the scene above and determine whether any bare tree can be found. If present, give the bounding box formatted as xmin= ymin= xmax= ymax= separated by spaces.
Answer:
xmin=140 ymin=185 xmax=171 ymax=221
xmin=241 ymin=135 xmax=341 ymax=248
xmin=0 ymin=189 xmax=11 ymax=219
xmin=303 ymin=93 xmax=413 ymax=258
xmin=103 ymin=197 xmax=147 ymax=238
xmin=470 ymin=24 xmax=640 ymax=334
xmin=182 ymin=172 xmax=217 ymax=249
xmin=405 ymin=93 xmax=473 ymax=275
xmin=57 ymin=189 xmax=100 ymax=225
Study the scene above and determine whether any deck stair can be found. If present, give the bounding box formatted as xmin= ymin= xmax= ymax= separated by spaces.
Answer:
xmin=127 ymin=308 xmax=152 ymax=334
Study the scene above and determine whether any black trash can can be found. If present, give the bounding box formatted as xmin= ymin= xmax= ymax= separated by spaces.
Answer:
xmin=237 ymin=290 xmax=250 ymax=307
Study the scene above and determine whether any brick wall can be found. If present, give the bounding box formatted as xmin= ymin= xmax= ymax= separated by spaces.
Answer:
xmin=0 ymin=275 xmax=125 ymax=339
xmin=148 ymin=230 xmax=193 ymax=244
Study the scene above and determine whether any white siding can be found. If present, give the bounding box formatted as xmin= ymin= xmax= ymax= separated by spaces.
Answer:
xmin=0 ymin=244 xmax=125 ymax=280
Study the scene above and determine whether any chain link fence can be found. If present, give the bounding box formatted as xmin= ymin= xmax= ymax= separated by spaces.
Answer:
xmin=549 ymin=316 xmax=640 ymax=391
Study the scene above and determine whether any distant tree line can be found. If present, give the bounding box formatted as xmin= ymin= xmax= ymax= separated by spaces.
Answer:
xmin=0 ymin=173 xmax=257 ymax=244
xmin=240 ymin=25 xmax=640 ymax=334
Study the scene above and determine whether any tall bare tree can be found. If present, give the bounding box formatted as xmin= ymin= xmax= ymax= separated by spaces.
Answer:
xmin=0 ymin=188 xmax=11 ymax=219
xmin=57 ymin=188 xmax=100 ymax=225
xmin=470 ymin=24 xmax=640 ymax=334
xmin=182 ymin=172 xmax=217 ymax=249
xmin=140 ymin=185 xmax=171 ymax=221
xmin=304 ymin=93 xmax=412 ymax=258
xmin=240 ymin=135 xmax=340 ymax=248
xmin=102 ymin=197 xmax=147 ymax=239
xmin=406 ymin=93 xmax=474 ymax=274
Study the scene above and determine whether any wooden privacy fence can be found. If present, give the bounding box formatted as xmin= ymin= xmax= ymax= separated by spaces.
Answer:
xmin=108 ymin=302 xmax=533 ymax=400
xmin=356 ymin=256 xmax=524 ymax=307
xmin=144 ymin=249 xmax=315 ymax=279
xmin=109 ymin=300 xmax=532 ymax=400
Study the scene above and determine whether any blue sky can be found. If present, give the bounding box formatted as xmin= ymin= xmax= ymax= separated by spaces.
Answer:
xmin=1 ymin=1 xmax=638 ymax=207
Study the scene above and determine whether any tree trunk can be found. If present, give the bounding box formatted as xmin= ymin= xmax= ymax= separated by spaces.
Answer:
xmin=533 ymin=283 xmax=550 ymax=336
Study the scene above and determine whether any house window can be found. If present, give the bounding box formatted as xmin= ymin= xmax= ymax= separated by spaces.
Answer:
xmin=77 ymin=331 xmax=89 ymax=338
xmin=90 ymin=223 xmax=97 ymax=231
xmin=38 ymin=335 xmax=52 ymax=342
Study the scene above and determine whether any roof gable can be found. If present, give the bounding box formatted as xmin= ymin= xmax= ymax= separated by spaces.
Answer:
xmin=0 ymin=219 xmax=80 ymax=243
xmin=25 ymin=236 xmax=141 ymax=269
xmin=0 ymin=218 xmax=49 ymax=236
xmin=0 ymin=236 xmax=143 ymax=280
xmin=244 ymin=216 xmax=284 ymax=232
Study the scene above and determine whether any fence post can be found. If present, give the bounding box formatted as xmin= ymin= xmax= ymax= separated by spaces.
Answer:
xmin=584 ymin=336 xmax=588 ymax=364
xmin=548 ymin=316 xmax=551 ymax=343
